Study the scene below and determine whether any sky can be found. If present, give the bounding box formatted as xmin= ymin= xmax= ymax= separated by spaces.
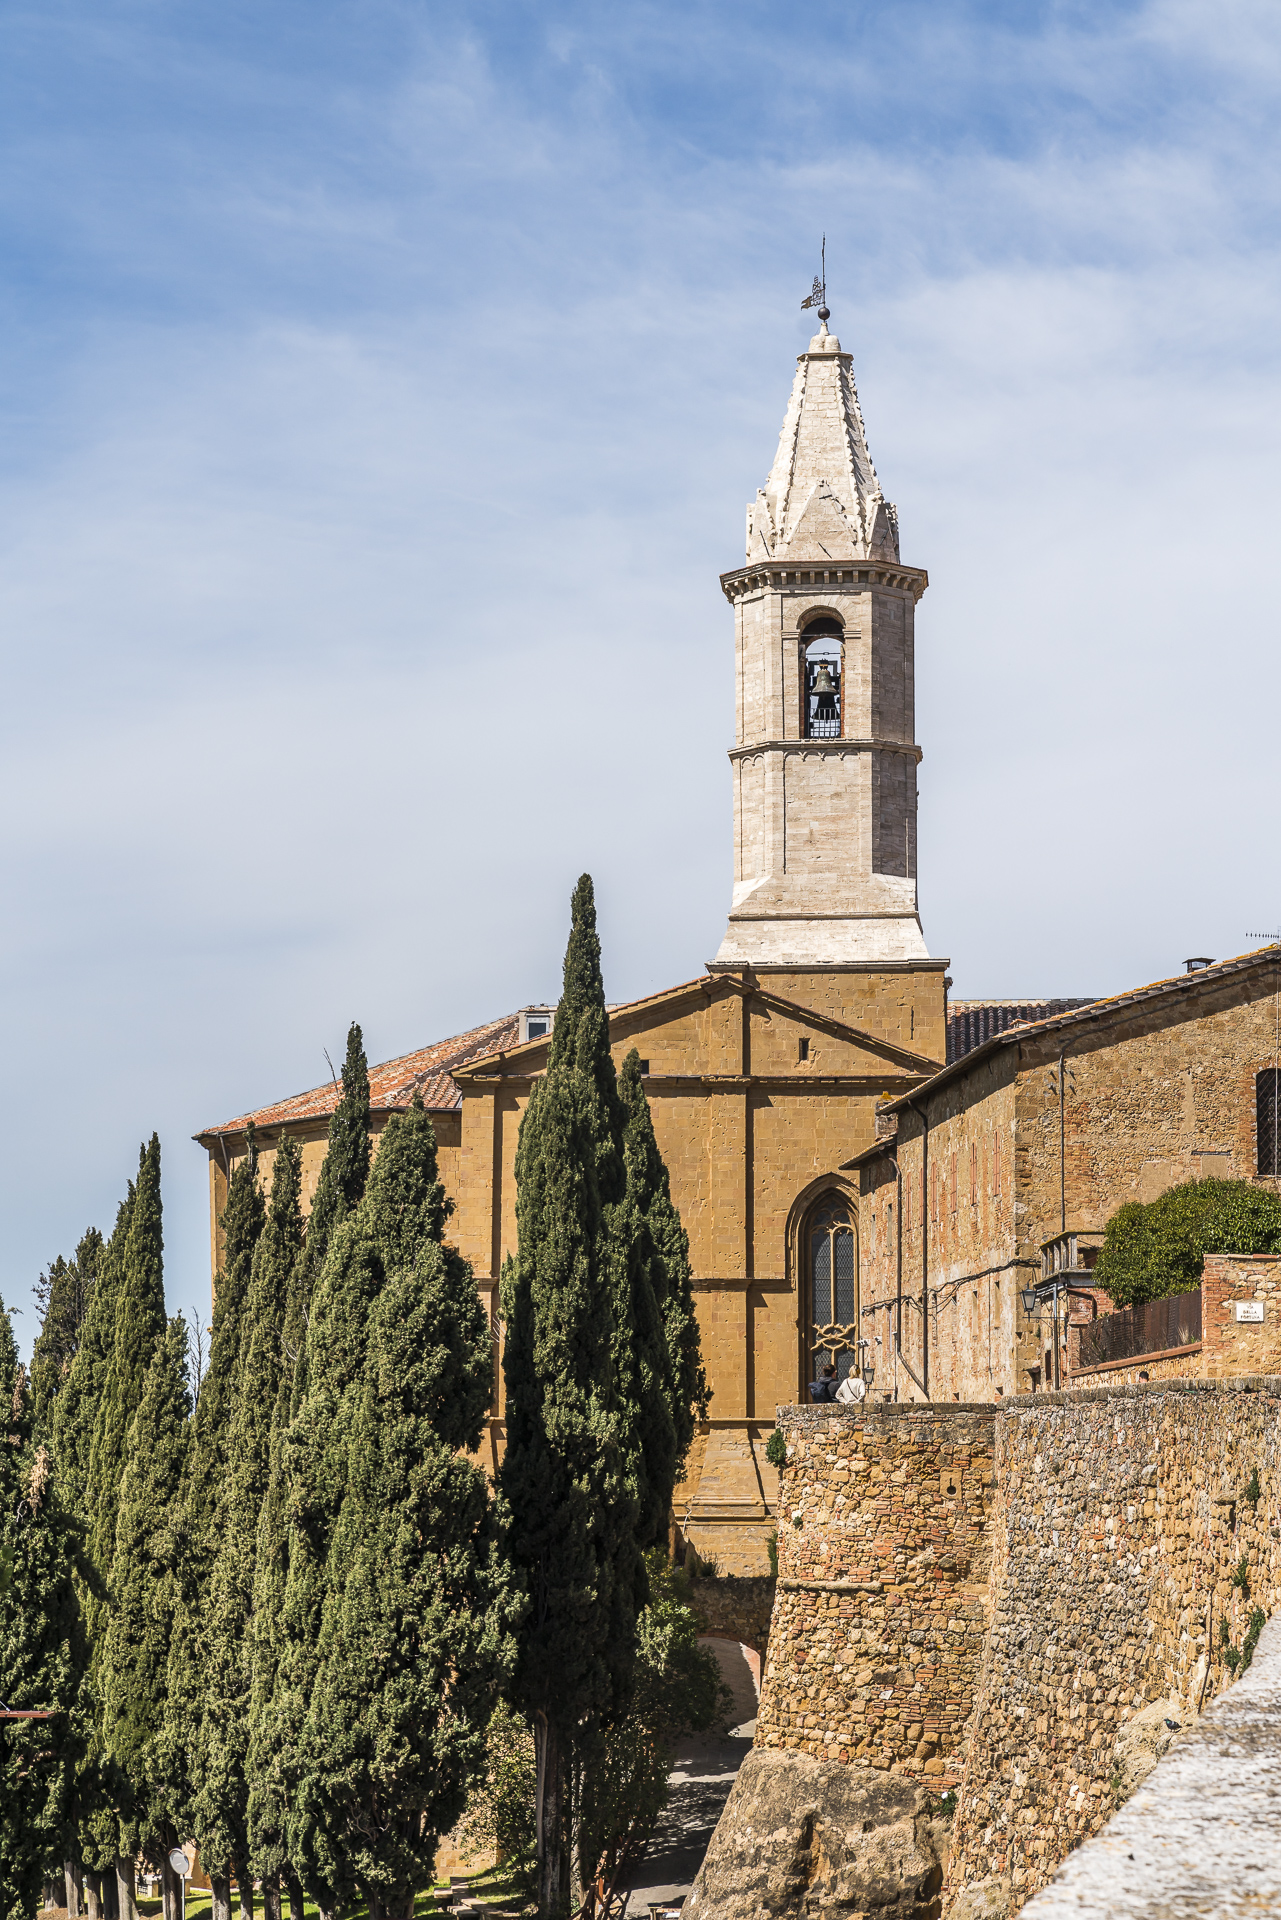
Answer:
xmin=4 ymin=0 xmax=1281 ymax=1356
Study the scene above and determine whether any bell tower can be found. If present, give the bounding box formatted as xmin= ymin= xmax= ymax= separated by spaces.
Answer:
xmin=715 ymin=309 xmax=931 ymax=968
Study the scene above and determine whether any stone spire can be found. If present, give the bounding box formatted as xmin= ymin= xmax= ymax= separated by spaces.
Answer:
xmin=713 ymin=314 xmax=935 ymax=972
xmin=746 ymin=320 xmax=900 ymax=567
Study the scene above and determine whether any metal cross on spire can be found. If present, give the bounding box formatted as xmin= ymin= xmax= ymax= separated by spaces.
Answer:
xmin=800 ymin=235 xmax=828 ymax=319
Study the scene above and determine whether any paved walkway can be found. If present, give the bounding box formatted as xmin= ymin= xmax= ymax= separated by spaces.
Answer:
xmin=620 ymin=1639 xmax=759 ymax=1916
xmin=1021 ymin=1613 xmax=1281 ymax=1918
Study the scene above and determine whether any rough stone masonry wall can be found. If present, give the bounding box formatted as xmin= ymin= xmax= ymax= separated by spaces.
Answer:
xmin=944 ymin=1377 xmax=1281 ymax=1917
xmin=758 ymin=1402 xmax=995 ymax=1784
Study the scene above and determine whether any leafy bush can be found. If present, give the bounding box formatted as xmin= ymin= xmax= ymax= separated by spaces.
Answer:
xmin=458 ymin=1700 xmax=538 ymax=1871
xmin=765 ymin=1428 xmax=787 ymax=1470
xmin=1093 ymin=1180 xmax=1281 ymax=1308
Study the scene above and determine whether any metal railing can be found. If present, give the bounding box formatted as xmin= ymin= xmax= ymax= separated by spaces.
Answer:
xmin=1076 ymin=1289 xmax=1202 ymax=1370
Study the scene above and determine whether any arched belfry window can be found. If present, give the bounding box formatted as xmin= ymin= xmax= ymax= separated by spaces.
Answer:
xmin=802 ymin=616 xmax=843 ymax=739
xmin=807 ymin=1194 xmax=858 ymax=1386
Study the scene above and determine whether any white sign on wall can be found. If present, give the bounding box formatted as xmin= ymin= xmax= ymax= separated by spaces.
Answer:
xmin=1235 ymin=1301 xmax=1265 ymax=1324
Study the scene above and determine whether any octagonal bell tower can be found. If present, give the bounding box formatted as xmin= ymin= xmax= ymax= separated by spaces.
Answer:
xmin=715 ymin=312 xmax=930 ymax=968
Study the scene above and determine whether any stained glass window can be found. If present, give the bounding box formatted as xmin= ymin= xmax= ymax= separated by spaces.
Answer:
xmin=809 ymin=1197 xmax=858 ymax=1386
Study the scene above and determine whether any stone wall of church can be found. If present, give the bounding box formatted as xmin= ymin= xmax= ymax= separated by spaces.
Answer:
xmin=859 ymin=1063 xmax=1021 ymax=1401
xmin=862 ymin=974 xmax=1281 ymax=1405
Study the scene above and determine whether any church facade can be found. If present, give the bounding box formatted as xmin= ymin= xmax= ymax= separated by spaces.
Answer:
xmin=197 ymin=309 xmax=1281 ymax=1574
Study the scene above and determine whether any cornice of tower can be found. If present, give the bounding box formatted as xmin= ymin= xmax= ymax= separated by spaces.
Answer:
xmin=720 ymin=560 xmax=928 ymax=605
xmin=727 ymin=738 xmax=923 ymax=764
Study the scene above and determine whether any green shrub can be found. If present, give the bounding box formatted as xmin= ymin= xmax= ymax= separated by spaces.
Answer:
xmin=1094 ymin=1180 xmax=1281 ymax=1308
xmin=1232 ymin=1554 xmax=1251 ymax=1597
xmin=1241 ymin=1607 xmax=1267 ymax=1673
xmin=765 ymin=1428 xmax=787 ymax=1470
xmin=458 ymin=1699 xmax=538 ymax=1873
xmin=766 ymin=1529 xmax=778 ymax=1577
xmin=1244 ymin=1467 xmax=1262 ymax=1508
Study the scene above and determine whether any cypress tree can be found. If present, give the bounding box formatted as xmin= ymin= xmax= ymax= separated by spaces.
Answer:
xmin=32 ymin=1229 xmax=104 ymax=1438
xmin=267 ymin=1037 xmax=374 ymax=1917
xmin=499 ymin=874 xmax=641 ymax=1918
xmin=304 ymin=1024 xmax=371 ymax=1284
xmin=53 ymin=1192 xmax=135 ymax=1538
xmin=97 ymin=1319 xmax=191 ymax=1882
xmin=85 ymin=1136 xmax=167 ymax=1619
xmin=245 ymin=1261 xmax=306 ymax=1916
xmin=296 ymin=1100 xmax=514 ymax=1919
xmin=617 ymin=1051 xmax=710 ymax=1509
xmin=193 ymin=1138 xmax=303 ymax=1918
xmin=83 ymin=1136 xmax=167 ymax=1910
xmin=185 ymin=1129 xmax=267 ymax=1567
xmin=0 ymin=1299 xmax=90 ymax=1920
xmin=51 ymin=1186 xmax=135 ymax=1915
xmin=159 ymin=1131 xmax=267 ymax=1920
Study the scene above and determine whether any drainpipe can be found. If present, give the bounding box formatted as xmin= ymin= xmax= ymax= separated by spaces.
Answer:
xmin=1059 ymin=1045 xmax=1068 ymax=1236
xmin=878 ymin=1137 xmax=927 ymax=1400
xmin=1056 ymin=1045 xmax=1069 ymax=1389
xmin=905 ymin=1097 xmax=930 ymax=1399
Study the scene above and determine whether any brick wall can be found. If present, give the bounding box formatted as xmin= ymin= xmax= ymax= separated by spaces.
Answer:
xmin=1202 ymin=1254 xmax=1281 ymax=1377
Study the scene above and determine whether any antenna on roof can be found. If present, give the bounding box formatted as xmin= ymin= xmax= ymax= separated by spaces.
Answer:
xmin=1249 ymin=931 xmax=1281 ymax=944
xmin=323 ymin=1048 xmax=338 ymax=1085
xmin=800 ymin=236 xmax=828 ymax=322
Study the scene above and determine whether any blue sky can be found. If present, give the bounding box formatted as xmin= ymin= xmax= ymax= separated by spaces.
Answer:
xmin=4 ymin=0 xmax=1281 ymax=1354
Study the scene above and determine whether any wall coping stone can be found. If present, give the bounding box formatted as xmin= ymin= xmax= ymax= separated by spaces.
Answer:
xmin=777 ymin=1376 xmax=1281 ymax=1425
xmin=1017 ymin=1613 xmax=1281 ymax=1920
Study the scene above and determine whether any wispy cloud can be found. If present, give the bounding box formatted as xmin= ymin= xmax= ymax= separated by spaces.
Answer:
xmin=3 ymin=0 xmax=1281 ymax=1349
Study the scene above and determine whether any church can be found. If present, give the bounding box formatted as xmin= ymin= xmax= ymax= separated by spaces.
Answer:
xmin=197 ymin=306 xmax=1281 ymax=1574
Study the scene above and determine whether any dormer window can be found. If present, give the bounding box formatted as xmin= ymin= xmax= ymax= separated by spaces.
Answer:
xmin=802 ymin=616 xmax=843 ymax=738
xmin=519 ymin=1007 xmax=555 ymax=1044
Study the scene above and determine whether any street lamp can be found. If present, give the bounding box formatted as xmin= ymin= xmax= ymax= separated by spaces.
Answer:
xmin=168 ymin=1850 xmax=189 ymax=1920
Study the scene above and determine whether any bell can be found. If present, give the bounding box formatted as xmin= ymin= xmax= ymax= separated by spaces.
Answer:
xmin=811 ymin=663 xmax=836 ymax=694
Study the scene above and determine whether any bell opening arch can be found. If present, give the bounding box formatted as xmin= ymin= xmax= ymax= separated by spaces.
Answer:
xmin=799 ymin=611 xmax=844 ymax=740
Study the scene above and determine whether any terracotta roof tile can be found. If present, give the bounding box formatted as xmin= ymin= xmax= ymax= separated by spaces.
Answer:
xmin=197 ymin=1012 xmax=521 ymax=1139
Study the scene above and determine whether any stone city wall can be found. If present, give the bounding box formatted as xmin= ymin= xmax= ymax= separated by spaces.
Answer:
xmin=757 ymin=1402 xmax=996 ymax=1783
xmin=735 ymin=1381 xmax=1281 ymax=1920
xmin=945 ymin=1377 xmax=1281 ymax=1915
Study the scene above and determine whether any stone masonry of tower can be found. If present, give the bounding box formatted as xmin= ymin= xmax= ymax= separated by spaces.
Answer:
xmin=197 ymin=312 xmax=950 ymax=1574
xmin=716 ymin=316 xmax=930 ymax=968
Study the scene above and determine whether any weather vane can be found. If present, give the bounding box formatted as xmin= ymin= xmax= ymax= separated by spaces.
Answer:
xmin=801 ymin=235 xmax=828 ymax=319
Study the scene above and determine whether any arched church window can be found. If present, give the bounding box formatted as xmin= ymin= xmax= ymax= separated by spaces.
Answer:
xmin=808 ymin=1194 xmax=858 ymax=1388
xmin=802 ymin=617 xmax=843 ymax=739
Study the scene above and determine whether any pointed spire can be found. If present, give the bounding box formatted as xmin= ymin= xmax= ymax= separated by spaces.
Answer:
xmin=747 ymin=314 xmax=900 ymax=565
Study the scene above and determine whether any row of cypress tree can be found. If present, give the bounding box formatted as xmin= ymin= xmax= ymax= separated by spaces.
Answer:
xmin=3 ymin=873 xmax=708 ymax=1920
